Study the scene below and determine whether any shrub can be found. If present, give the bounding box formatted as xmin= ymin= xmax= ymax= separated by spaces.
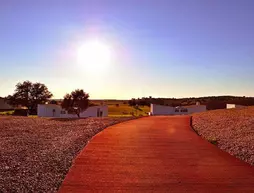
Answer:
xmin=29 ymin=109 xmax=37 ymax=115
xmin=13 ymin=109 xmax=28 ymax=116
xmin=208 ymin=138 xmax=218 ymax=145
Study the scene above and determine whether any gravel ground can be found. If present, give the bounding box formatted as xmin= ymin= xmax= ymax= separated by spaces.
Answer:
xmin=192 ymin=106 xmax=254 ymax=165
xmin=0 ymin=116 xmax=136 ymax=193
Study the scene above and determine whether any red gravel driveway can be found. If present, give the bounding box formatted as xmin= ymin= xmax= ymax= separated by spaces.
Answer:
xmin=58 ymin=116 xmax=254 ymax=193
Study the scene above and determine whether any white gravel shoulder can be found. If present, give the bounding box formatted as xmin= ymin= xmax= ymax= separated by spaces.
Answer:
xmin=0 ymin=116 xmax=136 ymax=192
xmin=192 ymin=107 xmax=254 ymax=165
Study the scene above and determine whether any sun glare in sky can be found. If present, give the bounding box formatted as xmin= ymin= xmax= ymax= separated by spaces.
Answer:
xmin=77 ymin=39 xmax=112 ymax=74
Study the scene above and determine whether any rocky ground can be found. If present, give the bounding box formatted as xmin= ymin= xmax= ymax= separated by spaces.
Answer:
xmin=192 ymin=106 xmax=254 ymax=165
xmin=0 ymin=116 xmax=135 ymax=192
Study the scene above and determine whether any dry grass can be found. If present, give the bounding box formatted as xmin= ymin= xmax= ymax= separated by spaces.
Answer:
xmin=0 ymin=110 xmax=14 ymax=116
xmin=108 ymin=104 xmax=149 ymax=116
xmin=0 ymin=116 xmax=135 ymax=192
xmin=192 ymin=106 xmax=254 ymax=165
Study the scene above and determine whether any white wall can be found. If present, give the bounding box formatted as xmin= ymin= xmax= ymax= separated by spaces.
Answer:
xmin=81 ymin=105 xmax=108 ymax=117
xmin=38 ymin=104 xmax=108 ymax=118
xmin=235 ymin=105 xmax=246 ymax=109
xmin=173 ymin=106 xmax=206 ymax=115
xmin=151 ymin=104 xmax=206 ymax=115
xmin=227 ymin=104 xmax=236 ymax=109
xmin=151 ymin=104 xmax=174 ymax=115
xmin=38 ymin=104 xmax=62 ymax=117
xmin=227 ymin=104 xmax=246 ymax=109
xmin=187 ymin=105 xmax=207 ymax=114
xmin=60 ymin=105 xmax=108 ymax=118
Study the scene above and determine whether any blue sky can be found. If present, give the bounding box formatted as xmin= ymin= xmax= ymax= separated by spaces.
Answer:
xmin=0 ymin=0 xmax=254 ymax=99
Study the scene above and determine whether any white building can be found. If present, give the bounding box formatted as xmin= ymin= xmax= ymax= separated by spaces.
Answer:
xmin=150 ymin=102 xmax=206 ymax=115
xmin=227 ymin=104 xmax=246 ymax=109
xmin=38 ymin=104 xmax=108 ymax=118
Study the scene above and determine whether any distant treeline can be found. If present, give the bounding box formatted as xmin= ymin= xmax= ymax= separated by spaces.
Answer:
xmin=128 ymin=96 xmax=254 ymax=110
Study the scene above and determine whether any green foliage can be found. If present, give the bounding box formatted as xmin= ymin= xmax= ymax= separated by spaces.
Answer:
xmin=6 ymin=81 xmax=52 ymax=111
xmin=61 ymin=89 xmax=89 ymax=117
xmin=49 ymin=100 xmax=58 ymax=104
xmin=13 ymin=109 xmax=28 ymax=116
xmin=208 ymin=138 xmax=218 ymax=145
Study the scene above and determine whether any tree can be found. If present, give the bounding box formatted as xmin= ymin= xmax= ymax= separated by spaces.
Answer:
xmin=61 ymin=89 xmax=89 ymax=117
xmin=6 ymin=81 xmax=53 ymax=112
xmin=128 ymin=98 xmax=136 ymax=106
xmin=49 ymin=100 xmax=58 ymax=104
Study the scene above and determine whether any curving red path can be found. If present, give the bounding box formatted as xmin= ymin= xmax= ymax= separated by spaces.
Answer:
xmin=58 ymin=116 xmax=254 ymax=193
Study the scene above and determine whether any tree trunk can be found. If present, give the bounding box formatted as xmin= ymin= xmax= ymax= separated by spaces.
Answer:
xmin=76 ymin=108 xmax=81 ymax=118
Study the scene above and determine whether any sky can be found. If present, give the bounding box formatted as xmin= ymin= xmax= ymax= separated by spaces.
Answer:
xmin=0 ymin=0 xmax=254 ymax=99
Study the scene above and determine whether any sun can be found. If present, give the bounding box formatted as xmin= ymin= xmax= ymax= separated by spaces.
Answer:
xmin=77 ymin=39 xmax=112 ymax=73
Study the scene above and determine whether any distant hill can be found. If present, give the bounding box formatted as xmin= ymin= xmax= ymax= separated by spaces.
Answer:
xmin=127 ymin=96 xmax=254 ymax=110
xmin=5 ymin=96 xmax=254 ymax=111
